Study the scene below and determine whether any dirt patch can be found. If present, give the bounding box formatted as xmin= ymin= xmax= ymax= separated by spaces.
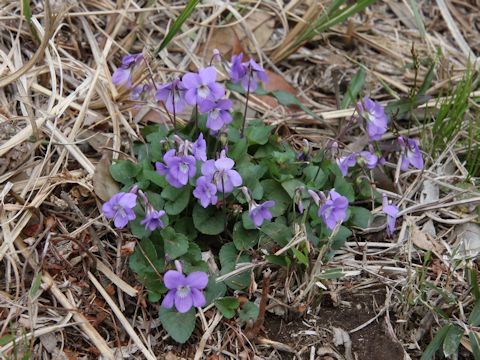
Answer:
xmin=264 ymin=289 xmax=404 ymax=360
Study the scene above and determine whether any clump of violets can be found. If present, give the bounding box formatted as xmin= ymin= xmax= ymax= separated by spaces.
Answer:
xmin=201 ymin=150 xmax=242 ymax=193
xmin=229 ymin=53 xmax=268 ymax=92
xmin=383 ymin=194 xmax=399 ymax=236
xmin=357 ymin=97 xmax=388 ymax=141
xmin=102 ymin=191 xmax=137 ymax=228
xmin=112 ymin=53 xmax=144 ymax=89
xmin=398 ymin=136 xmax=424 ymax=170
xmin=309 ymin=189 xmax=349 ymax=230
xmin=155 ymin=149 xmax=196 ymax=188
xmin=162 ymin=261 xmax=208 ymax=313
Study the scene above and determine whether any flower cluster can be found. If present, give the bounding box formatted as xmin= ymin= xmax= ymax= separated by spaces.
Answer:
xmin=309 ymin=189 xmax=349 ymax=231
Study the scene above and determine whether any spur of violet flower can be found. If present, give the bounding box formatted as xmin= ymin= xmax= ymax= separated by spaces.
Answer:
xmin=161 ymin=261 xmax=208 ymax=313
xmin=155 ymin=149 xmax=196 ymax=188
xmin=140 ymin=206 xmax=166 ymax=231
xmin=199 ymin=98 xmax=233 ymax=131
xmin=201 ymin=150 xmax=242 ymax=193
xmin=398 ymin=137 xmax=424 ymax=170
xmin=112 ymin=53 xmax=143 ymax=89
xmin=318 ymin=189 xmax=349 ymax=230
xmin=102 ymin=192 xmax=137 ymax=228
xmin=229 ymin=53 xmax=268 ymax=92
xmin=192 ymin=133 xmax=207 ymax=162
xmin=182 ymin=67 xmax=224 ymax=106
xmin=357 ymin=97 xmax=388 ymax=141
xmin=382 ymin=194 xmax=399 ymax=236
xmin=193 ymin=176 xmax=218 ymax=208
xmin=249 ymin=200 xmax=275 ymax=227
xmin=155 ymin=78 xmax=187 ymax=114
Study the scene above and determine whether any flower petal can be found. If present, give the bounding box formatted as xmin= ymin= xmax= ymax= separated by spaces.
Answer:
xmin=190 ymin=288 xmax=206 ymax=307
xmin=163 ymin=270 xmax=186 ymax=289
xmin=186 ymin=272 xmax=208 ymax=289
xmin=161 ymin=290 xmax=176 ymax=308
xmin=175 ymin=293 xmax=193 ymax=313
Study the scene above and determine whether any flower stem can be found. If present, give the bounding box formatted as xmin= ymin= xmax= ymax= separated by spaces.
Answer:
xmin=240 ymin=66 xmax=252 ymax=138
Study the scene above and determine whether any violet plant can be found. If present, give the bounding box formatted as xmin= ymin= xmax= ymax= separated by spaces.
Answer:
xmin=104 ymin=51 xmax=424 ymax=343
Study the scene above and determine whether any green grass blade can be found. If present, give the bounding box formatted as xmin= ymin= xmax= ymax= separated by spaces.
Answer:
xmin=22 ymin=0 xmax=40 ymax=42
xmin=420 ymin=324 xmax=451 ymax=360
xmin=408 ymin=0 xmax=426 ymax=38
xmin=154 ymin=0 xmax=200 ymax=55
xmin=341 ymin=68 xmax=366 ymax=109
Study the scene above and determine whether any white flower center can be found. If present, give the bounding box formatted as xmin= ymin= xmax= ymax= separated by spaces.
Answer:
xmin=180 ymin=162 xmax=189 ymax=173
xmin=198 ymin=85 xmax=210 ymax=98
xmin=210 ymin=109 xmax=220 ymax=119
xmin=177 ymin=285 xmax=190 ymax=298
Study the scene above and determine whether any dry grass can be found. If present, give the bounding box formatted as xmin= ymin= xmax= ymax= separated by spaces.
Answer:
xmin=0 ymin=0 xmax=479 ymax=358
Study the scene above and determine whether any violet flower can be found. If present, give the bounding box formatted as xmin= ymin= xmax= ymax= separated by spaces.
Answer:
xmin=229 ymin=53 xmax=268 ymax=92
xmin=357 ymin=97 xmax=388 ymax=141
xmin=199 ymin=99 xmax=233 ymax=131
xmin=398 ymin=137 xmax=424 ymax=170
xmin=192 ymin=133 xmax=207 ymax=162
xmin=249 ymin=200 xmax=275 ymax=227
xmin=193 ymin=176 xmax=218 ymax=208
xmin=182 ymin=67 xmax=224 ymax=106
xmin=155 ymin=78 xmax=187 ymax=113
xmin=383 ymin=194 xmax=399 ymax=236
xmin=102 ymin=192 xmax=137 ymax=228
xmin=337 ymin=153 xmax=358 ymax=176
xmin=140 ymin=206 xmax=166 ymax=231
xmin=201 ymin=151 xmax=242 ymax=193
xmin=161 ymin=261 xmax=208 ymax=313
xmin=318 ymin=189 xmax=349 ymax=230
xmin=131 ymin=84 xmax=151 ymax=103
xmin=358 ymin=151 xmax=379 ymax=170
xmin=112 ymin=53 xmax=144 ymax=88
xmin=156 ymin=149 xmax=196 ymax=188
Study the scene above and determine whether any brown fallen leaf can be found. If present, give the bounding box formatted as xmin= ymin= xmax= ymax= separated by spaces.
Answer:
xmin=93 ymin=156 xmax=120 ymax=201
xmin=410 ymin=221 xmax=444 ymax=254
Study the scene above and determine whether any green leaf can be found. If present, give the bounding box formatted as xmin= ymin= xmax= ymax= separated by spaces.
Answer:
xmin=261 ymin=179 xmax=290 ymax=217
xmin=303 ymin=165 xmax=327 ymax=188
xmin=143 ymin=170 xmax=167 ymax=187
xmin=341 ymin=68 xmax=365 ymax=109
xmin=215 ymin=297 xmax=239 ymax=319
xmin=245 ymin=121 xmax=274 ymax=145
xmin=443 ymin=325 xmax=464 ymax=357
xmin=161 ymin=185 xmax=191 ymax=215
xmin=260 ymin=221 xmax=292 ymax=246
xmin=129 ymin=238 xmax=164 ymax=275
xmin=334 ymin=177 xmax=355 ymax=202
xmin=469 ymin=298 xmax=480 ymax=326
xmin=316 ymin=268 xmax=347 ymax=280
xmin=160 ymin=227 xmax=189 ymax=259
xmin=239 ymin=301 xmax=259 ymax=322
xmin=349 ymin=207 xmax=371 ymax=228
xmin=281 ymin=179 xmax=304 ymax=198
xmin=0 ymin=334 xmax=15 ymax=347
xmin=271 ymin=91 xmax=320 ymax=119
xmin=110 ymin=160 xmax=140 ymax=185
xmin=159 ymin=307 xmax=196 ymax=343
xmin=154 ymin=0 xmax=200 ymax=54
xmin=469 ymin=332 xmax=480 ymax=360
xmin=265 ymin=255 xmax=291 ymax=267
xmin=233 ymin=222 xmax=259 ymax=250
xmin=204 ymin=277 xmax=227 ymax=306
xmin=230 ymin=137 xmax=248 ymax=161
xmin=175 ymin=217 xmax=198 ymax=239
xmin=420 ymin=324 xmax=451 ymax=360
xmin=192 ymin=204 xmax=225 ymax=235
xmin=292 ymin=247 xmax=309 ymax=266
xmin=219 ymin=243 xmax=251 ymax=290
xmin=28 ymin=273 xmax=42 ymax=299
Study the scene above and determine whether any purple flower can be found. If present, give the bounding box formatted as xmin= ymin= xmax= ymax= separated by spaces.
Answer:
xmin=337 ymin=153 xmax=358 ymax=176
xmin=112 ymin=53 xmax=143 ymax=88
xmin=192 ymin=133 xmax=207 ymax=161
xmin=358 ymin=151 xmax=379 ymax=170
xmin=140 ymin=207 xmax=166 ymax=231
xmin=398 ymin=137 xmax=423 ymax=170
xmin=229 ymin=53 xmax=268 ymax=92
xmin=155 ymin=79 xmax=187 ymax=114
xmin=199 ymin=99 xmax=233 ymax=131
xmin=201 ymin=151 xmax=242 ymax=193
xmin=383 ymin=194 xmax=399 ymax=236
xmin=193 ymin=176 xmax=218 ymax=208
xmin=318 ymin=189 xmax=349 ymax=230
xmin=182 ymin=67 xmax=224 ymax=106
xmin=161 ymin=261 xmax=208 ymax=313
xmin=102 ymin=192 xmax=137 ymax=228
xmin=131 ymin=84 xmax=151 ymax=102
xmin=357 ymin=97 xmax=388 ymax=141
xmin=249 ymin=200 xmax=275 ymax=227
xmin=155 ymin=149 xmax=196 ymax=188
